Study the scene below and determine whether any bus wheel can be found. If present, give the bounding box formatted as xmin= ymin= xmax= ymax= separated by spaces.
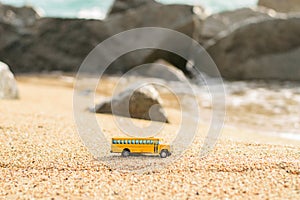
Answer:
xmin=160 ymin=150 xmax=168 ymax=158
xmin=121 ymin=149 xmax=130 ymax=157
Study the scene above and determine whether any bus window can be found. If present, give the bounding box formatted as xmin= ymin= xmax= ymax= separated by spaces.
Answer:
xmin=117 ymin=140 xmax=120 ymax=144
xmin=150 ymin=140 xmax=153 ymax=144
xmin=139 ymin=140 xmax=143 ymax=144
xmin=143 ymin=140 xmax=146 ymax=144
xmin=136 ymin=140 xmax=139 ymax=144
xmin=132 ymin=140 xmax=135 ymax=144
xmin=113 ymin=140 xmax=116 ymax=144
xmin=128 ymin=140 xmax=131 ymax=144
xmin=124 ymin=140 xmax=127 ymax=144
xmin=146 ymin=140 xmax=150 ymax=144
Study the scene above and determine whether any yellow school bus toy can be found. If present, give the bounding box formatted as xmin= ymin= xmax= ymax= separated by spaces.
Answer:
xmin=111 ymin=137 xmax=171 ymax=158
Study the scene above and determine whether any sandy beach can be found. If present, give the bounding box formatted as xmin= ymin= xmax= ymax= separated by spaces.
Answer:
xmin=0 ymin=76 xmax=299 ymax=199
xmin=1 ymin=0 xmax=300 ymax=198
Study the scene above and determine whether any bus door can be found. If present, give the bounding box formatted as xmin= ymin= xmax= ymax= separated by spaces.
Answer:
xmin=154 ymin=140 xmax=158 ymax=153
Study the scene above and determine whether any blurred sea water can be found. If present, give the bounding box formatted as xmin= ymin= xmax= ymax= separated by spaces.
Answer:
xmin=0 ymin=0 xmax=258 ymax=19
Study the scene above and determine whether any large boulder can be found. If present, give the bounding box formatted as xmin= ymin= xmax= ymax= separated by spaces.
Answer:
xmin=108 ymin=0 xmax=160 ymax=16
xmin=105 ymin=3 xmax=205 ymax=73
xmin=0 ymin=18 xmax=105 ymax=73
xmin=0 ymin=4 xmax=40 ymax=73
xmin=206 ymin=16 xmax=300 ymax=80
xmin=200 ymin=7 xmax=275 ymax=42
xmin=0 ymin=61 xmax=18 ymax=99
xmin=96 ymin=85 xmax=168 ymax=123
xmin=258 ymin=0 xmax=300 ymax=13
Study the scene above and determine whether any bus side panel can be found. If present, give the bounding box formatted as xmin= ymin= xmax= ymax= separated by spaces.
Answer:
xmin=112 ymin=144 xmax=137 ymax=153
xmin=128 ymin=145 xmax=141 ymax=153
xmin=143 ymin=144 xmax=155 ymax=153
xmin=127 ymin=144 xmax=154 ymax=153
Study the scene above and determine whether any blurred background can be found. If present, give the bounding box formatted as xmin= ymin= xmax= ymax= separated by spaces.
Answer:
xmin=1 ymin=0 xmax=300 ymax=142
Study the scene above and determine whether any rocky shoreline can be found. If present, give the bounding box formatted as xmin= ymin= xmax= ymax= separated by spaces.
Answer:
xmin=1 ymin=0 xmax=300 ymax=80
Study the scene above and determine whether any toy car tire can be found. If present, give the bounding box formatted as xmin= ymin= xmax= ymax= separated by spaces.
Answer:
xmin=160 ymin=149 xmax=168 ymax=158
xmin=121 ymin=149 xmax=130 ymax=157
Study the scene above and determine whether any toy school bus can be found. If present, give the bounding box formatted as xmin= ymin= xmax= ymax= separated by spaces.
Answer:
xmin=111 ymin=137 xmax=171 ymax=158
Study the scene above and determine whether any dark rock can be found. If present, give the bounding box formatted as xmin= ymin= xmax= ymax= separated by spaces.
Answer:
xmin=0 ymin=18 xmax=106 ymax=73
xmin=0 ymin=22 xmax=20 ymax=50
xmin=105 ymin=3 xmax=205 ymax=73
xmin=206 ymin=16 xmax=300 ymax=80
xmin=96 ymin=85 xmax=168 ymax=123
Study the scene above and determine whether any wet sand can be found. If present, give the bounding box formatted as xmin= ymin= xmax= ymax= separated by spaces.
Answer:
xmin=0 ymin=76 xmax=299 ymax=199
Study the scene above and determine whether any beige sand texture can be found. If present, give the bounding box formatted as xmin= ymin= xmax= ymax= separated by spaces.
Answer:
xmin=0 ymin=76 xmax=300 ymax=199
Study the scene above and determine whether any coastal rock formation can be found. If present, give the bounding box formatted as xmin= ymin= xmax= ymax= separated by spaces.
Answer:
xmin=108 ymin=0 xmax=160 ymax=16
xmin=96 ymin=85 xmax=168 ymax=123
xmin=0 ymin=61 xmax=18 ymax=99
xmin=206 ymin=16 xmax=300 ymax=80
xmin=258 ymin=0 xmax=300 ymax=13
xmin=0 ymin=3 xmax=205 ymax=74
xmin=2 ymin=1 xmax=300 ymax=81
xmin=200 ymin=7 xmax=275 ymax=42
